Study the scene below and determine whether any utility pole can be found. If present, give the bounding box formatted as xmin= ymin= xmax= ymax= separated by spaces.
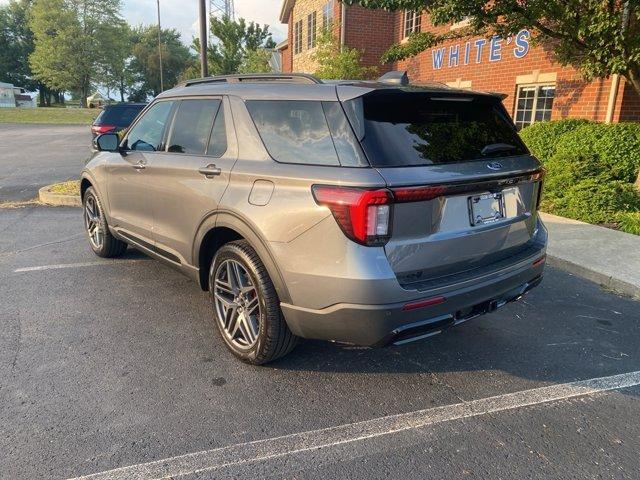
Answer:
xmin=199 ymin=0 xmax=209 ymax=77
xmin=157 ymin=0 xmax=164 ymax=93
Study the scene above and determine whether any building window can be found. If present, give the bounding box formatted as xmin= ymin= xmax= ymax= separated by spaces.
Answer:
xmin=293 ymin=19 xmax=303 ymax=54
xmin=403 ymin=10 xmax=421 ymax=38
xmin=322 ymin=1 xmax=334 ymax=29
xmin=307 ymin=12 xmax=317 ymax=49
xmin=514 ymin=84 xmax=556 ymax=129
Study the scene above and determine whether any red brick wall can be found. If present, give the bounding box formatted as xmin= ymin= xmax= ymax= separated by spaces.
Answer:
xmin=343 ymin=5 xmax=395 ymax=76
xmin=389 ymin=12 xmax=635 ymax=122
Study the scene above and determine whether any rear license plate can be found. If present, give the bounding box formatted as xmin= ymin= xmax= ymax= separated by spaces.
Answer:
xmin=468 ymin=192 xmax=505 ymax=226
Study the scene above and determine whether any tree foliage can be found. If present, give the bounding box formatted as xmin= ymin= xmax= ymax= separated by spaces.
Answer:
xmin=344 ymin=0 xmax=640 ymax=96
xmin=313 ymin=27 xmax=377 ymax=80
xmin=0 ymin=0 xmax=37 ymax=89
xmin=29 ymin=0 xmax=126 ymax=107
xmin=205 ymin=15 xmax=275 ymax=75
xmin=128 ymin=25 xmax=194 ymax=100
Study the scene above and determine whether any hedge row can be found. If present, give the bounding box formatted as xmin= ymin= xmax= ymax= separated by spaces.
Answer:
xmin=519 ymin=120 xmax=640 ymax=234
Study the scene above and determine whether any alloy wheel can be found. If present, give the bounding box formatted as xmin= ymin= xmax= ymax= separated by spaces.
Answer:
xmin=213 ymin=259 xmax=261 ymax=349
xmin=84 ymin=195 xmax=104 ymax=250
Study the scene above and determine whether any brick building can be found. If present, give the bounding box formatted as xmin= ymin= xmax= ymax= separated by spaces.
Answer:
xmin=278 ymin=1 xmax=640 ymax=126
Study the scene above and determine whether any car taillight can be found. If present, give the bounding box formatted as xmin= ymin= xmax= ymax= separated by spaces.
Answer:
xmin=312 ymin=186 xmax=393 ymax=246
xmin=91 ymin=124 xmax=116 ymax=134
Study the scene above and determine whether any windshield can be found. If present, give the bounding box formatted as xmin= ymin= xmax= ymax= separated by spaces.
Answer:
xmin=343 ymin=90 xmax=528 ymax=167
xmin=96 ymin=105 xmax=145 ymax=127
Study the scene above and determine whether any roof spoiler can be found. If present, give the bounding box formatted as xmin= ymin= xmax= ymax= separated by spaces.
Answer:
xmin=377 ymin=70 xmax=409 ymax=86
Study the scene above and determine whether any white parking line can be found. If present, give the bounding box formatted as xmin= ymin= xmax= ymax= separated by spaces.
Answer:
xmin=14 ymin=260 xmax=145 ymax=273
xmin=67 ymin=370 xmax=640 ymax=480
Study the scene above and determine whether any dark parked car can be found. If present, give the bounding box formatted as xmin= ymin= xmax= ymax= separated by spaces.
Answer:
xmin=91 ymin=103 xmax=146 ymax=138
xmin=82 ymin=72 xmax=546 ymax=364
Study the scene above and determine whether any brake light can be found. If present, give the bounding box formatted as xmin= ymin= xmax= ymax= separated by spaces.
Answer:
xmin=312 ymin=186 xmax=392 ymax=246
xmin=392 ymin=185 xmax=447 ymax=203
xmin=92 ymin=124 xmax=116 ymax=134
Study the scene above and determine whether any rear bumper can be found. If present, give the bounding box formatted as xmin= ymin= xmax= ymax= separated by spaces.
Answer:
xmin=281 ymin=256 xmax=545 ymax=347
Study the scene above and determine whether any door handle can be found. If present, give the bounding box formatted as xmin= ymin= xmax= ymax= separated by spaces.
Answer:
xmin=132 ymin=161 xmax=146 ymax=170
xmin=199 ymin=164 xmax=222 ymax=178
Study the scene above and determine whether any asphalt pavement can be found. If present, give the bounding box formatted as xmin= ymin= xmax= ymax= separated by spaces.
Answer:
xmin=0 ymin=124 xmax=91 ymax=202
xmin=1 ymin=205 xmax=639 ymax=479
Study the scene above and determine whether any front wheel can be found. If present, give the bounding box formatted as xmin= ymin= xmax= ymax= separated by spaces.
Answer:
xmin=83 ymin=186 xmax=127 ymax=258
xmin=209 ymin=240 xmax=298 ymax=364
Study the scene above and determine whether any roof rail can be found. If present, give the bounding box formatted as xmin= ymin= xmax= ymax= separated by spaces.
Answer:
xmin=180 ymin=73 xmax=323 ymax=87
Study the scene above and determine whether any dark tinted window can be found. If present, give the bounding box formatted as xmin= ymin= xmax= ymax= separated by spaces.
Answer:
xmin=246 ymin=100 xmax=367 ymax=167
xmin=96 ymin=105 xmax=145 ymax=127
xmin=345 ymin=91 xmax=528 ymax=166
xmin=168 ymin=99 xmax=221 ymax=154
xmin=208 ymin=103 xmax=227 ymax=157
xmin=125 ymin=101 xmax=174 ymax=151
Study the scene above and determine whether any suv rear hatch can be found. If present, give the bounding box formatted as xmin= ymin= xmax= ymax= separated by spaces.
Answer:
xmin=340 ymin=87 xmax=544 ymax=290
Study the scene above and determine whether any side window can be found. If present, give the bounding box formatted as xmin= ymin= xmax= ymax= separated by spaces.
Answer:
xmin=246 ymin=100 xmax=340 ymax=166
xmin=125 ymin=101 xmax=174 ymax=151
xmin=207 ymin=103 xmax=228 ymax=157
xmin=168 ymin=99 xmax=221 ymax=154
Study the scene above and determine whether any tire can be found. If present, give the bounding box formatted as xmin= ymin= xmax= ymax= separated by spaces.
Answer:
xmin=83 ymin=186 xmax=127 ymax=258
xmin=209 ymin=240 xmax=298 ymax=364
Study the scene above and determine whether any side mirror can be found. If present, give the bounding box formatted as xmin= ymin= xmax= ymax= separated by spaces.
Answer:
xmin=95 ymin=133 xmax=121 ymax=152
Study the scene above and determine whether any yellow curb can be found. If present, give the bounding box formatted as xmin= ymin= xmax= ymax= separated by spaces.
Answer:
xmin=38 ymin=184 xmax=82 ymax=207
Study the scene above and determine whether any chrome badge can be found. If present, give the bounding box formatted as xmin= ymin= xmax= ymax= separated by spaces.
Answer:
xmin=487 ymin=162 xmax=503 ymax=171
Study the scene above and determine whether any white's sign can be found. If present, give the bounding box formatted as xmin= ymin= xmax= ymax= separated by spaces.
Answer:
xmin=431 ymin=29 xmax=530 ymax=70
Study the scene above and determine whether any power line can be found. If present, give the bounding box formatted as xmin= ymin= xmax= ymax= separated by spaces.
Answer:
xmin=210 ymin=0 xmax=235 ymax=20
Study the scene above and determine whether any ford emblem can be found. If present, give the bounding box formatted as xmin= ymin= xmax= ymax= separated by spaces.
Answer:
xmin=487 ymin=162 xmax=503 ymax=171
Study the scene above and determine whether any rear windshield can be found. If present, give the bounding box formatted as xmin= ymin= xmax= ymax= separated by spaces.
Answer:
xmin=96 ymin=104 xmax=145 ymax=127
xmin=343 ymin=91 xmax=528 ymax=167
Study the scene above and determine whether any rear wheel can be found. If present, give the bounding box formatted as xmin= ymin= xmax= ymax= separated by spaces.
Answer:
xmin=83 ymin=187 xmax=127 ymax=258
xmin=209 ymin=240 xmax=298 ymax=364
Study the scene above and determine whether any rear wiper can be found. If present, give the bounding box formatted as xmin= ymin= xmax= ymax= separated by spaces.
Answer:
xmin=481 ymin=143 xmax=517 ymax=156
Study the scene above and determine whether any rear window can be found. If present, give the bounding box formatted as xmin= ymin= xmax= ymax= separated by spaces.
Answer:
xmin=344 ymin=91 xmax=528 ymax=167
xmin=246 ymin=100 xmax=367 ymax=167
xmin=96 ymin=105 xmax=145 ymax=127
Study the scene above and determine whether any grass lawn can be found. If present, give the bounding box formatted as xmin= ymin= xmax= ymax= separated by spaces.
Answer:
xmin=0 ymin=107 xmax=98 ymax=125
xmin=48 ymin=180 xmax=81 ymax=196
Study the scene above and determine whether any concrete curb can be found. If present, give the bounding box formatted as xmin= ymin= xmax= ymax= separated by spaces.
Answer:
xmin=546 ymin=255 xmax=640 ymax=300
xmin=38 ymin=185 xmax=82 ymax=207
xmin=540 ymin=212 xmax=640 ymax=300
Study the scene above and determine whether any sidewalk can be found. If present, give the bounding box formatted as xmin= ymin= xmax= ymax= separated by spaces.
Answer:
xmin=540 ymin=212 xmax=640 ymax=299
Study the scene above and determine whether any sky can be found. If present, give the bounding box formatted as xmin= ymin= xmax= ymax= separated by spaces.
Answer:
xmin=0 ymin=0 xmax=286 ymax=44
xmin=123 ymin=0 xmax=286 ymax=44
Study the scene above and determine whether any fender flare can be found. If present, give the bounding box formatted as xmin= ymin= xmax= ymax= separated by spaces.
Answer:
xmin=193 ymin=210 xmax=292 ymax=305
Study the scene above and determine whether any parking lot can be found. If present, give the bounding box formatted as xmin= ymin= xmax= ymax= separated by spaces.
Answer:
xmin=1 ymin=125 xmax=640 ymax=479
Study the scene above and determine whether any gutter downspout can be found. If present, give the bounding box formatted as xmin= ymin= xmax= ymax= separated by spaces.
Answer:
xmin=606 ymin=1 xmax=630 ymax=123
xmin=340 ymin=3 xmax=347 ymax=51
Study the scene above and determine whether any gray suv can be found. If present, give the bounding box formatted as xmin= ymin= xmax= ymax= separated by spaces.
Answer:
xmin=82 ymin=72 xmax=547 ymax=364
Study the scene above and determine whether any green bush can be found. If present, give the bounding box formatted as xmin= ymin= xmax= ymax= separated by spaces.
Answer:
xmin=519 ymin=119 xmax=591 ymax=162
xmin=553 ymin=123 xmax=640 ymax=183
xmin=519 ymin=120 xmax=640 ymax=235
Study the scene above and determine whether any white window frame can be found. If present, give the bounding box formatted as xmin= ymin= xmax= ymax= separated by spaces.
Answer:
xmin=322 ymin=0 xmax=334 ymax=29
xmin=450 ymin=16 xmax=472 ymax=30
xmin=403 ymin=10 xmax=421 ymax=38
xmin=307 ymin=11 xmax=317 ymax=49
xmin=293 ymin=19 xmax=303 ymax=55
xmin=514 ymin=83 xmax=556 ymax=130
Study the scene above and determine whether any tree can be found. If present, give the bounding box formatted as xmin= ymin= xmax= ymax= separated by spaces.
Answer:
xmin=238 ymin=48 xmax=273 ymax=74
xmin=205 ymin=15 xmax=276 ymax=75
xmin=128 ymin=25 xmax=194 ymax=100
xmin=0 ymin=0 xmax=36 ymax=89
xmin=100 ymin=20 xmax=134 ymax=102
xmin=29 ymin=0 xmax=125 ymax=107
xmin=313 ymin=27 xmax=377 ymax=80
xmin=344 ymin=0 xmax=640 ymax=97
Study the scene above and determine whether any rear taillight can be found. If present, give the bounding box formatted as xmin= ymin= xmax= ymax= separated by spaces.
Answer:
xmin=91 ymin=124 xmax=116 ymax=135
xmin=312 ymin=186 xmax=392 ymax=246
